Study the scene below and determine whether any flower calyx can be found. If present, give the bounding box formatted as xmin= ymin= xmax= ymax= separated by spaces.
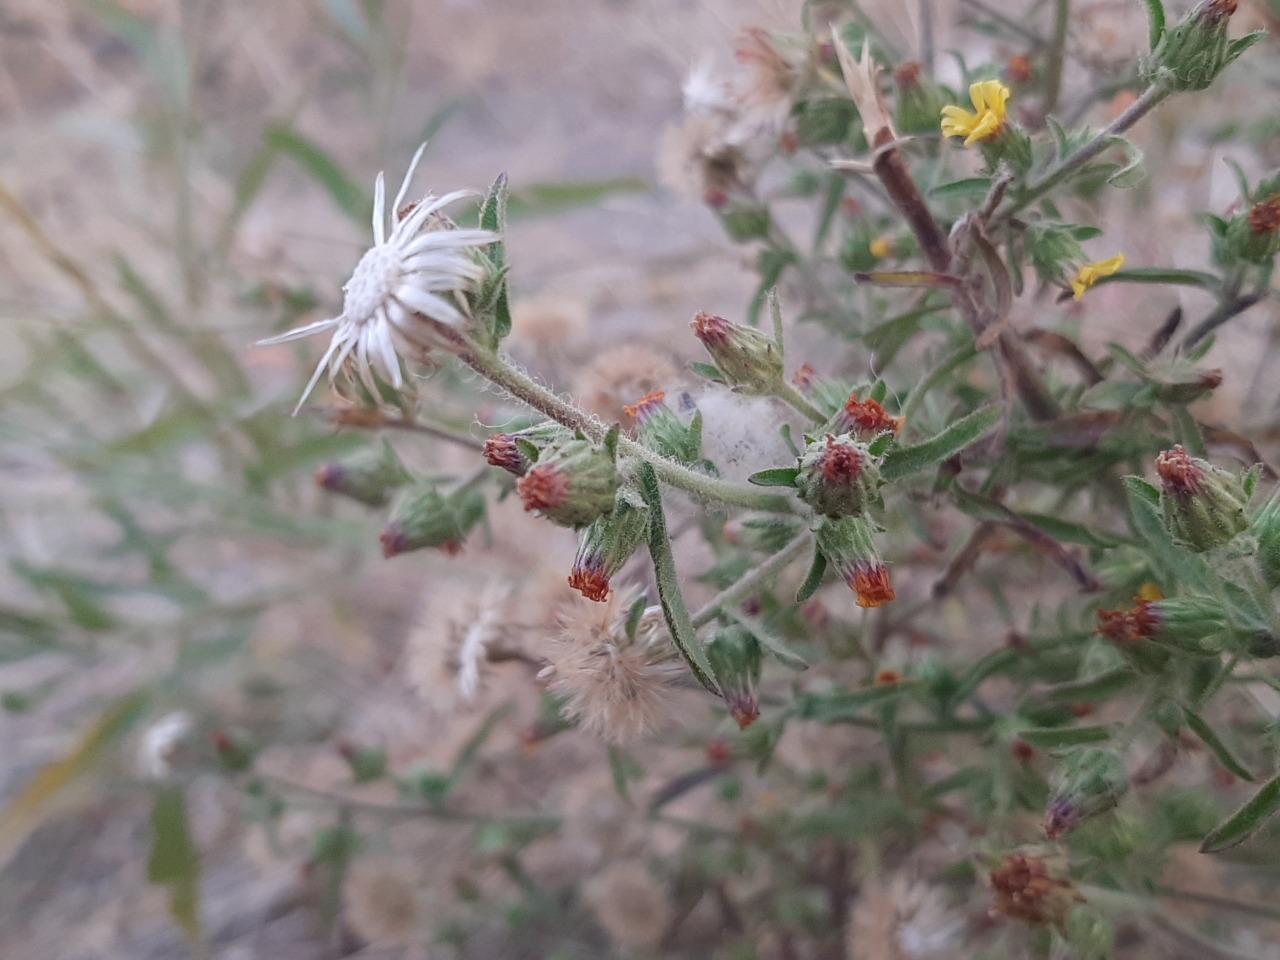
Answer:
xmin=517 ymin=428 xmax=622 ymax=529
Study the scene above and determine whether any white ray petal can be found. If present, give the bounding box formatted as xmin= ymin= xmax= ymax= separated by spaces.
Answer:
xmin=396 ymin=285 xmax=465 ymax=327
xmin=372 ymin=172 xmax=387 ymax=246
xmin=393 ymin=142 xmax=429 ymax=218
xmin=256 ymin=316 xmax=342 ymax=346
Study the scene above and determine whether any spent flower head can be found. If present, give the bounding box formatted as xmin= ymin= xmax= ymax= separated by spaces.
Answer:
xmin=259 ymin=144 xmax=497 ymax=411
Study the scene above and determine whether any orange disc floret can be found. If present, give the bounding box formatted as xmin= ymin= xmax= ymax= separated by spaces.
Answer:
xmin=841 ymin=394 xmax=904 ymax=436
xmin=517 ymin=464 xmax=571 ymax=513
xmin=820 ymin=435 xmax=863 ymax=483
xmin=484 ymin=433 xmax=529 ymax=476
xmin=1155 ymin=444 xmax=1203 ymax=495
xmin=989 ymin=852 xmax=1082 ymax=930
xmin=568 ymin=561 xmax=611 ymax=602
xmin=850 ymin=563 xmax=896 ymax=608
xmin=690 ymin=310 xmax=732 ymax=346
xmin=1095 ymin=599 xmax=1160 ymax=643
xmin=623 ymin=390 xmax=666 ymax=423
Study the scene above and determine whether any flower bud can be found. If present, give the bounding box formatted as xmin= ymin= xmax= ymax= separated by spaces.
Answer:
xmin=1222 ymin=189 xmax=1280 ymax=265
xmin=1141 ymin=0 xmax=1257 ymax=92
xmin=816 ymin=515 xmax=896 ymax=608
xmin=1098 ymin=595 xmax=1232 ymax=654
xmin=989 ymin=849 xmax=1083 ymax=932
xmin=624 ymin=391 xmax=703 ymax=464
xmin=314 ymin=441 xmax=411 ymax=507
xmin=1044 ymin=748 xmax=1128 ymax=839
xmin=796 ymin=433 xmax=883 ymax=517
xmin=1253 ymin=492 xmax=1280 ymax=589
xmin=706 ymin=624 xmax=764 ymax=729
xmin=1152 ymin=368 xmax=1222 ymax=404
xmin=380 ymin=485 xmax=486 ymax=557
xmin=1155 ymin=445 xmax=1248 ymax=551
xmin=832 ymin=393 xmax=904 ymax=440
xmin=690 ymin=311 xmax=784 ymax=395
xmin=483 ymin=421 xmax=568 ymax=477
xmin=517 ymin=435 xmax=621 ymax=528
xmin=893 ymin=61 xmax=947 ymax=135
xmin=568 ymin=492 xmax=650 ymax=601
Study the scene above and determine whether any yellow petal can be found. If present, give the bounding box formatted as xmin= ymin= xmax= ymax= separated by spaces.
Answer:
xmin=940 ymin=106 xmax=978 ymax=138
xmin=971 ymin=80 xmax=1010 ymax=122
xmin=1070 ymin=252 xmax=1126 ymax=300
xmin=964 ymin=111 xmax=1003 ymax=146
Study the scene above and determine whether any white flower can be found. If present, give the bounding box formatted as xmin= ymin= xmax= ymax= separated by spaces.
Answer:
xmin=259 ymin=143 xmax=498 ymax=412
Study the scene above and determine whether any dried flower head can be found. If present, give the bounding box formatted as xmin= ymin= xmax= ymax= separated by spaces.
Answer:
xmin=584 ymin=862 xmax=672 ymax=950
xmin=837 ymin=393 xmax=904 ymax=438
xmin=734 ymin=26 xmax=798 ymax=109
xmin=1248 ymin=195 xmax=1280 ymax=235
xmin=259 ymin=144 xmax=497 ymax=412
xmin=1070 ymin=252 xmax=1125 ymax=299
xmin=572 ymin=343 xmax=678 ymax=425
xmin=539 ymin=587 xmax=684 ymax=743
xmin=848 ymin=875 xmax=966 ymax=960
xmin=1095 ymin=598 xmax=1160 ymax=643
xmin=941 ymin=80 xmax=1010 ymax=146
xmin=405 ymin=581 xmax=513 ymax=712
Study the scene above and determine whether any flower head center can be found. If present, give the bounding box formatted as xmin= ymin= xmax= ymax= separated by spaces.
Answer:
xmin=343 ymin=244 xmax=403 ymax=323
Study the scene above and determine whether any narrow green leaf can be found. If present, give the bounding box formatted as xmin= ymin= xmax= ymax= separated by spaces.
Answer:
xmin=1201 ymin=774 xmax=1280 ymax=853
xmin=1183 ymin=707 xmax=1256 ymax=782
xmin=793 ymin=683 xmax=920 ymax=723
xmin=505 ymin=177 xmax=648 ymax=219
xmin=1142 ymin=0 xmax=1166 ymax=50
xmin=795 ymin=546 xmax=827 ymax=603
xmin=479 ymin=172 xmax=508 ymax=234
xmin=1018 ymin=724 xmax=1112 ymax=748
xmin=881 ymin=406 xmax=1002 ymax=482
xmin=638 ymin=463 xmax=719 ymax=694
xmin=1123 ymin=475 xmax=1160 ymax=508
xmin=723 ymin=607 xmax=809 ymax=671
xmin=928 ymin=178 xmax=992 ymax=199
xmin=147 ymin=786 xmax=202 ymax=941
xmin=263 ymin=125 xmax=368 ymax=223
xmin=748 ymin=466 xmax=801 ymax=487
xmin=690 ymin=361 xmax=723 ymax=382
xmin=1103 ymin=268 xmax=1222 ymax=291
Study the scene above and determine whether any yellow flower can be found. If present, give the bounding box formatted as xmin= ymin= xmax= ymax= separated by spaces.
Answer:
xmin=1070 ymin=253 xmax=1125 ymax=300
xmin=940 ymin=80 xmax=1010 ymax=146
xmin=869 ymin=236 xmax=894 ymax=259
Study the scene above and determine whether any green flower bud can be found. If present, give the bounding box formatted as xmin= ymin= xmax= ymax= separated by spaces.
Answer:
xmin=1065 ymin=905 xmax=1115 ymax=957
xmin=1096 ymin=595 xmax=1229 ymax=654
xmin=624 ymin=391 xmax=703 ymax=464
xmin=380 ymin=485 xmax=486 ymax=557
xmin=706 ymin=625 xmax=764 ymax=729
xmin=314 ymin=441 xmax=411 ymax=507
xmin=568 ymin=492 xmax=650 ymax=601
xmin=1141 ymin=0 xmax=1259 ymax=92
xmin=796 ymin=433 xmax=883 ymax=517
xmin=1253 ymin=491 xmax=1280 ymax=589
xmin=1222 ymin=186 xmax=1280 ymax=265
xmin=1152 ymin=368 xmax=1223 ymax=404
xmin=816 ymin=515 xmax=896 ymax=608
xmin=516 ymin=434 xmax=620 ymax=528
xmin=980 ymin=123 xmax=1033 ymax=176
xmin=483 ymin=421 xmax=569 ymax=477
xmin=1026 ymin=224 xmax=1088 ymax=287
xmin=892 ymin=61 xmax=947 ymax=135
xmin=1156 ymin=445 xmax=1248 ymax=551
xmin=1044 ymin=748 xmax=1129 ymax=839
xmin=690 ymin=311 xmax=784 ymax=395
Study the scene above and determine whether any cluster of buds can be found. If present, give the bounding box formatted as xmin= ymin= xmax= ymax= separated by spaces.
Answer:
xmin=705 ymin=624 xmax=764 ymax=729
xmin=690 ymin=311 xmax=785 ymax=395
xmin=314 ymin=441 xmax=411 ymax=507
xmin=1095 ymin=595 xmax=1229 ymax=653
xmin=483 ymin=421 xmax=568 ymax=477
xmin=624 ymin=391 xmax=704 ymax=465
xmin=832 ymin=393 xmax=903 ymax=440
xmin=1155 ymin=445 xmax=1248 ymax=552
xmin=1142 ymin=0 xmax=1261 ymax=92
xmin=989 ymin=849 xmax=1084 ymax=931
xmin=795 ymin=433 xmax=883 ymax=517
xmin=1043 ymin=748 xmax=1129 ymax=839
xmin=516 ymin=432 xmax=621 ymax=529
xmin=568 ymin=492 xmax=650 ymax=601
xmin=380 ymin=484 xmax=486 ymax=557
xmin=816 ymin=515 xmax=896 ymax=608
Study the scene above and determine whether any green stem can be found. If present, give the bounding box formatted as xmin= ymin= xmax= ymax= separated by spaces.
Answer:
xmin=1002 ymin=84 xmax=1170 ymax=218
xmin=1043 ymin=0 xmax=1071 ymax=118
xmin=464 ymin=347 xmax=800 ymax=513
xmin=692 ymin=532 xmax=813 ymax=627
xmin=775 ymin=381 xmax=827 ymax=424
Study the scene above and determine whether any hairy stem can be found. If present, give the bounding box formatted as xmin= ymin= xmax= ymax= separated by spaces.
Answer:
xmin=692 ymin=532 xmax=813 ymax=627
xmin=1043 ymin=0 xmax=1071 ymax=118
xmin=463 ymin=347 xmax=800 ymax=513
xmin=1003 ymin=84 xmax=1170 ymax=217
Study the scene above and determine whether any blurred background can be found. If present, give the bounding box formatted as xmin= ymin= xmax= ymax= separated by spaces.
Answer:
xmin=2 ymin=1 xmax=1279 ymax=958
